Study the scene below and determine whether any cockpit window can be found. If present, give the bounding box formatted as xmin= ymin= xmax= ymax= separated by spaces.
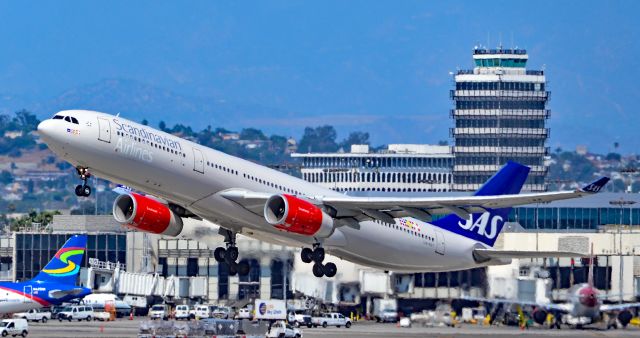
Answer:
xmin=64 ymin=116 xmax=71 ymax=122
xmin=53 ymin=115 xmax=64 ymax=120
xmin=70 ymin=117 xmax=79 ymax=124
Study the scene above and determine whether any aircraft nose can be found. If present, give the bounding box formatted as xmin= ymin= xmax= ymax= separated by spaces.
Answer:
xmin=37 ymin=119 xmax=54 ymax=138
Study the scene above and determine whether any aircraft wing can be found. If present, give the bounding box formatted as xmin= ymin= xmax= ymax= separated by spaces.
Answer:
xmin=473 ymin=249 xmax=586 ymax=262
xmin=462 ymin=296 xmax=572 ymax=313
xmin=600 ymin=303 xmax=640 ymax=312
xmin=220 ymin=177 xmax=609 ymax=222
xmin=48 ymin=288 xmax=86 ymax=299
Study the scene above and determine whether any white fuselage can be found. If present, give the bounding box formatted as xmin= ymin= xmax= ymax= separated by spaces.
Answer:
xmin=0 ymin=292 xmax=40 ymax=314
xmin=39 ymin=110 xmax=492 ymax=272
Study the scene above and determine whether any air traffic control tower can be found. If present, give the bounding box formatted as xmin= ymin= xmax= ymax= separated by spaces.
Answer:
xmin=450 ymin=48 xmax=550 ymax=192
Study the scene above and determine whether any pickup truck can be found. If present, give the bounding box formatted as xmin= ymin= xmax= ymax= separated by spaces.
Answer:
xmin=311 ymin=312 xmax=351 ymax=328
xmin=13 ymin=309 xmax=52 ymax=323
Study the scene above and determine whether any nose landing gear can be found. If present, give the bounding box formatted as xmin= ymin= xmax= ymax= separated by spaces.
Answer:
xmin=74 ymin=167 xmax=92 ymax=197
xmin=302 ymin=243 xmax=337 ymax=278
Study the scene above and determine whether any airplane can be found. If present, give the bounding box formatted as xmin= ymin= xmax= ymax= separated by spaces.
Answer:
xmin=37 ymin=110 xmax=609 ymax=278
xmin=0 ymin=235 xmax=91 ymax=313
xmin=465 ymin=246 xmax=640 ymax=329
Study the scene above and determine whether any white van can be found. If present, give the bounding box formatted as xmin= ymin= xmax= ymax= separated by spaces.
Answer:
xmin=57 ymin=305 xmax=94 ymax=322
xmin=194 ymin=305 xmax=210 ymax=319
xmin=174 ymin=305 xmax=193 ymax=320
xmin=0 ymin=319 xmax=28 ymax=337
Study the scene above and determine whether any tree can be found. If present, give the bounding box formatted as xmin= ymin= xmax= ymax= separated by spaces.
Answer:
xmin=298 ymin=125 xmax=338 ymax=153
xmin=339 ymin=131 xmax=370 ymax=150
xmin=159 ymin=121 xmax=167 ymax=132
xmin=606 ymin=153 xmax=621 ymax=162
xmin=14 ymin=110 xmax=39 ymax=132
xmin=0 ymin=170 xmax=12 ymax=184
xmin=141 ymin=119 xmax=149 ymax=126
xmin=240 ymin=128 xmax=267 ymax=141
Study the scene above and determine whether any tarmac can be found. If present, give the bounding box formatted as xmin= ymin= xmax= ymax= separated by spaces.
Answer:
xmin=24 ymin=318 xmax=640 ymax=338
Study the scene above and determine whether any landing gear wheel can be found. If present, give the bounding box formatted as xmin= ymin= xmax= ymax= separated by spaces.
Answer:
xmin=301 ymin=248 xmax=313 ymax=263
xmin=214 ymin=247 xmax=226 ymax=262
xmin=237 ymin=261 xmax=250 ymax=276
xmin=75 ymin=185 xmax=83 ymax=196
xmin=228 ymin=262 xmax=238 ymax=276
xmin=323 ymin=262 xmax=337 ymax=278
xmin=225 ymin=247 xmax=239 ymax=262
xmin=312 ymin=247 xmax=325 ymax=263
xmin=82 ymin=185 xmax=92 ymax=197
xmin=312 ymin=263 xmax=324 ymax=278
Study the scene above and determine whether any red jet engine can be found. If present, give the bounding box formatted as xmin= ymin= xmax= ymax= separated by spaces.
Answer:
xmin=113 ymin=193 xmax=183 ymax=236
xmin=264 ymin=194 xmax=334 ymax=238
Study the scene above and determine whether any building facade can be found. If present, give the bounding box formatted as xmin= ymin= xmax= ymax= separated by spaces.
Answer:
xmin=292 ymin=144 xmax=453 ymax=193
xmin=451 ymin=48 xmax=550 ymax=192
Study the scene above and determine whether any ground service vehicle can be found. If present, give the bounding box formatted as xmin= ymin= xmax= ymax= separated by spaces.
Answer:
xmin=0 ymin=319 xmax=28 ymax=337
xmin=149 ymin=304 xmax=170 ymax=320
xmin=13 ymin=309 xmax=51 ymax=323
xmin=291 ymin=310 xmax=312 ymax=328
xmin=311 ymin=313 xmax=351 ymax=328
xmin=194 ymin=305 xmax=210 ymax=318
xmin=372 ymin=299 xmax=398 ymax=323
xmin=174 ymin=305 xmax=193 ymax=320
xmin=254 ymin=299 xmax=286 ymax=321
xmin=212 ymin=306 xmax=231 ymax=319
xmin=57 ymin=305 xmax=94 ymax=322
xmin=267 ymin=320 xmax=302 ymax=338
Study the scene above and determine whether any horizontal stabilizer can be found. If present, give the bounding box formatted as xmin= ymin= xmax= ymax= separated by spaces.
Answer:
xmin=473 ymin=248 xmax=586 ymax=262
xmin=49 ymin=288 xmax=86 ymax=299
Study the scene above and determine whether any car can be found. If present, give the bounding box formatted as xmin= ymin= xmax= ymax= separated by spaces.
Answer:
xmin=0 ymin=319 xmax=28 ymax=338
xmin=174 ymin=305 xmax=194 ymax=320
xmin=399 ymin=317 xmax=412 ymax=328
xmin=212 ymin=306 xmax=231 ymax=319
xmin=13 ymin=309 xmax=52 ymax=323
xmin=267 ymin=320 xmax=302 ymax=338
xmin=57 ymin=305 xmax=94 ymax=322
xmin=148 ymin=304 xmax=171 ymax=321
xmin=311 ymin=312 xmax=351 ymax=328
xmin=235 ymin=307 xmax=252 ymax=319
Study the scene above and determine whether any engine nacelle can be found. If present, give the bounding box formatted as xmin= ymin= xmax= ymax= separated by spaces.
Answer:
xmin=113 ymin=193 xmax=183 ymax=236
xmin=264 ymin=194 xmax=334 ymax=238
xmin=532 ymin=309 xmax=548 ymax=325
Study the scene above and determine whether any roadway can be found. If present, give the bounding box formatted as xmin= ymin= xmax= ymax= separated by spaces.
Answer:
xmin=25 ymin=318 xmax=640 ymax=337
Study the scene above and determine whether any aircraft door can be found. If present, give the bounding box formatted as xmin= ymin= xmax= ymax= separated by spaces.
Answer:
xmin=192 ymin=148 xmax=204 ymax=174
xmin=435 ymin=230 xmax=445 ymax=255
xmin=97 ymin=117 xmax=111 ymax=143
xmin=22 ymin=285 xmax=32 ymax=302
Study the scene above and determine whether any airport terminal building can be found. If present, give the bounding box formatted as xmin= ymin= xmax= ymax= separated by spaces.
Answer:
xmin=0 ymin=197 xmax=638 ymax=315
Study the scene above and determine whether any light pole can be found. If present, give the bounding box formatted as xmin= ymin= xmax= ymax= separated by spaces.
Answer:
xmin=609 ymin=198 xmax=637 ymax=303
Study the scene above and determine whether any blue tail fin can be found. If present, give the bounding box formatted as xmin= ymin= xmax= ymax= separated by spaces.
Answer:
xmin=33 ymin=235 xmax=87 ymax=285
xmin=432 ymin=161 xmax=530 ymax=247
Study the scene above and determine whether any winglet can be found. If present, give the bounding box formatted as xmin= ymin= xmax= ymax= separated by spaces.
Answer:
xmin=580 ymin=177 xmax=609 ymax=193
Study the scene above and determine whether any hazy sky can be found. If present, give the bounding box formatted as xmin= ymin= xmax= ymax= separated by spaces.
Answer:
xmin=0 ymin=1 xmax=638 ymax=153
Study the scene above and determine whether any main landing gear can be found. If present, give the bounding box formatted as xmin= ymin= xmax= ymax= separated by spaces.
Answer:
xmin=74 ymin=167 xmax=92 ymax=197
xmin=301 ymin=243 xmax=337 ymax=278
xmin=213 ymin=229 xmax=250 ymax=276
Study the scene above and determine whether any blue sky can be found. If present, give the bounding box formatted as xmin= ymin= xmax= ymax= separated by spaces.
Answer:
xmin=0 ymin=1 xmax=638 ymax=153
